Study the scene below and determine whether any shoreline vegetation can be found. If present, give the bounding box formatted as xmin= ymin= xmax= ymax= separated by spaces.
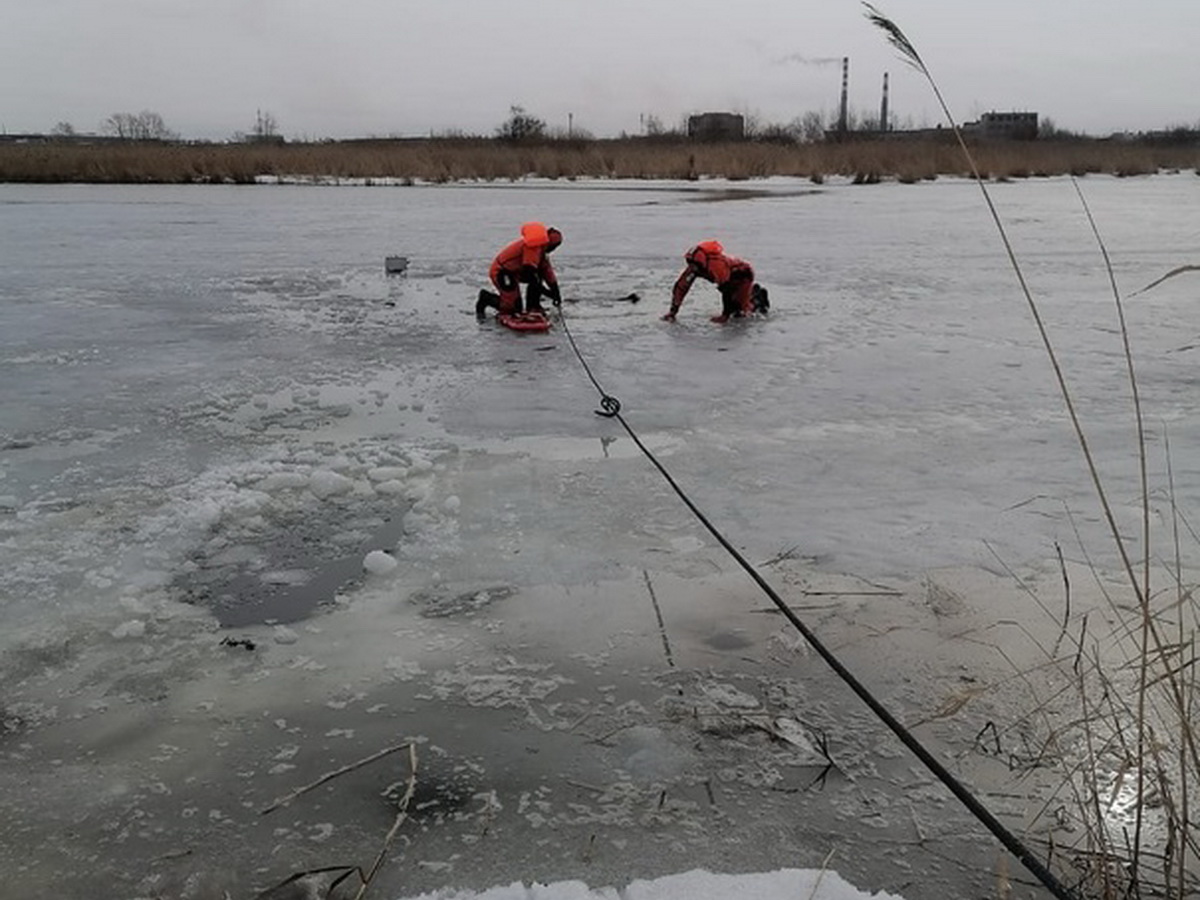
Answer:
xmin=859 ymin=8 xmax=1200 ymax=900
xmin=3 ymin=135 xmax=1199 ymax=185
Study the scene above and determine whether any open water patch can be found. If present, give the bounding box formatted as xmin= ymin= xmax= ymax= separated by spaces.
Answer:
xmin=173 ymin=499 xmax=410 ymax=627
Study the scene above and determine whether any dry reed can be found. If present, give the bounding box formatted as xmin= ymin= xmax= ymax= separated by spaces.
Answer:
xmin=866 ymin=4 xmax=1199 ymax=897
xmin=1 ymin=136 xmax=1196 ymax=185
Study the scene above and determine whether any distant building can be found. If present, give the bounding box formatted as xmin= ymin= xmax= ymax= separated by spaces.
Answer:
xmin=687 ymin=112 xmax=745 ymax=142
xmin=964 ymin=111 xmax=1039 ymax=141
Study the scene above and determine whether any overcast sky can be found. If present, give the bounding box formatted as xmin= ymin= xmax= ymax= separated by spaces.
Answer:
xmin=2 ymin=0 xmax=1197 ymax=140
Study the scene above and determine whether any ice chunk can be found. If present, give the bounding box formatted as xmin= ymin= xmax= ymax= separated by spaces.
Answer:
xmin=256 ymin=471 xmax=310 ymax=492
xmin=699 ymin=681 xmax=760 ymax=710
xmin=111 ymin=620 xmax=146 ymax=639
xmin=364 ymin=549 xmax=399 ymax=575
xmin=375 ymin=479 xmax=406 ymax=496
xmin=118 ymin=595 xmax=151 ymax=615
xmin=309 ymin=469 xmax=354 ymax=499
xmin=368 ymin=466 xmax=409 ymax=482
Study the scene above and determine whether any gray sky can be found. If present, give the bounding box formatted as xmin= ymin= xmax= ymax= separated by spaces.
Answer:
xmin=2 ymin=0 xmax=1197 ymax=140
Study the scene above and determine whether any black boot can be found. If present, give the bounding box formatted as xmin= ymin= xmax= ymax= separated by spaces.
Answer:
xmin=718 ymin=284 xmax=740 ymax=319
xmin=525 ymin=281 xmax=545 ymax=315
xmin=476 ymin=289 xmax=497 ymax=320
xmin=752 ymin=284 xmax=770 ymax=314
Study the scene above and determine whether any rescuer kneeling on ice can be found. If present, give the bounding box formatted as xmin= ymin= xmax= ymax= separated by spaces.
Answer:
xmin=476 ymin=222 xmax=563 ymax=319
xmin=662 ymin=240 xmax=769 ymax=323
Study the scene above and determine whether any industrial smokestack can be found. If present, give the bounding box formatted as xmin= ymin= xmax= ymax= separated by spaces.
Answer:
xmin=880 ymin=72 xmax=889 ymax=132
xmin=838 ymin=57 xmax=849 ymax=134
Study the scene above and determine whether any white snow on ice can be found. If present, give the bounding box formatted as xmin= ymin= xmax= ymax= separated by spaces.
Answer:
xmin=392 ymin=867 xmax=905 ymax=900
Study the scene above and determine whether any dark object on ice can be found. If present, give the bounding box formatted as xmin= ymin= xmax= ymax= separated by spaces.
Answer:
xmin=220 ymin=636 xmax=257 ymax=651
xmin=385 ymin=255 xmax=409 ymax=274
xmin=477 ymin=288 xmax=498 ymax=319
xmin=752 ymin=283 xmax=769 ymax=314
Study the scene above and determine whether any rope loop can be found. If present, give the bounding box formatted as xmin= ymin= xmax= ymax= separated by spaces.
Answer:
xmin=595 ymin=394 xmax=621 ymax=418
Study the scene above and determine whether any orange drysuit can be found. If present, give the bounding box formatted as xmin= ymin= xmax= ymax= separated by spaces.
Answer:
xmin=666 ymin=240 xmax=758 ymax=322
xmin=485 ymin=222 xmax=562 ymax=315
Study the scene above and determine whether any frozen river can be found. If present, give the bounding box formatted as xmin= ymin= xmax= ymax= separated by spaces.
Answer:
xmin=2 ymin=175 xmax=1199 ymax=899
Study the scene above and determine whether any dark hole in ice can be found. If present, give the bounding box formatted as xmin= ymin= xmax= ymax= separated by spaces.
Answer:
xmin=704 ymin=631 xmax=753 ymax=651
xmin=174 ymin=502 xmax=410 ymax=628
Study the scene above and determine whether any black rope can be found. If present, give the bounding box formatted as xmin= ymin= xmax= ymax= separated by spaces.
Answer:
xmin=553 ymin=303 xmax=1079 ymax=900
xmin=556 ymin=305 xmax=621 ymax=418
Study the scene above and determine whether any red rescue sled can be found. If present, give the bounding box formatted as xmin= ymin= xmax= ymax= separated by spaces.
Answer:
xmin=497 ymin=311 xmax=552 ymax=333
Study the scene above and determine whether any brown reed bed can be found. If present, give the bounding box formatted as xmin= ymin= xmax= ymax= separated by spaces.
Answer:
xmin=1 ymin=136 xmax=1197 ymax=185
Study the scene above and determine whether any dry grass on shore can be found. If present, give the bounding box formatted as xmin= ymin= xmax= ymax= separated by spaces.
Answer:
xmin=2 ymin=137 xmax=1198 ymax=185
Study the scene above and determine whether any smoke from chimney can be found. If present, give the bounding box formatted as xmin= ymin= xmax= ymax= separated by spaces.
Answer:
xmin=775 ymin=53 xmax=842 ymax=67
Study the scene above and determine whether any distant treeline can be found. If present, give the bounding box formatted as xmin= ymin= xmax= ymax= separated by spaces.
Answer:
xmin=2 ymin=134 xmax=1198 ymax=185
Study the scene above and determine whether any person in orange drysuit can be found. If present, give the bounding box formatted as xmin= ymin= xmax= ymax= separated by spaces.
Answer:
xmin=476 ymin=222 xmax=563 ymax=318
xmin=661 ymin=240 xmax=769 ymax=323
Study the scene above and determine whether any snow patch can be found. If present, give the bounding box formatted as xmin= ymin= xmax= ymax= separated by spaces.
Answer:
xmin=393 ymin=867 xmax=905 ymax=899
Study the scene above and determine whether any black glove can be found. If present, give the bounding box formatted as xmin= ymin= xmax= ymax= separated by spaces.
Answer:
xmin=549 ymin=284 xmax=562 ymax=307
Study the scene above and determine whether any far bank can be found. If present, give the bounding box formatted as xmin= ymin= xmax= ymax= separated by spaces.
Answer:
xmin=2 ymin=136 xmax=1199 ymax=185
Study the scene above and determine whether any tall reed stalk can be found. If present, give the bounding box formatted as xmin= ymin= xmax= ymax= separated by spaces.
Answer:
xmin=866 ymin=5 xmax=1198 ymax=897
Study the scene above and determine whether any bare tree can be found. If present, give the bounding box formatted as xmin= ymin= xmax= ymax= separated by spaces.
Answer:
xmin=740 ymin=109 xmax=764 ymax=139
xmin=136 ymin=110 xmax=175 ymax=140
xmin=103 ymin=112 xmax=136 ymax=139
xmin=103 ymin=110 xmax=177 ymax=140
xmin=495 ymin=105 xmax=546 ymax=142
xmin=755 ymin=121 xmax=799 ymax=144
xmin=797 ymin=110 xmax=827 ymax=142
xmin=50 ymin=121 xmax=76 ymax=138
xmin=239 ymin=109 xmax=284 ymax=144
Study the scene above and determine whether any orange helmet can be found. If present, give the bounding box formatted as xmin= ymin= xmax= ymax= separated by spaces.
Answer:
xmin=686 ymin=240 xmax=723 ymax=269
xmin=521 ymin=221 xmax=549 ymax=247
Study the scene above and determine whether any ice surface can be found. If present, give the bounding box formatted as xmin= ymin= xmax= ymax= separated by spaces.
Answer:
xmin=394 ymin=867 xmax=905 ymax=899
xmin=2 ymin=176 xmax=1199 ymax=899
